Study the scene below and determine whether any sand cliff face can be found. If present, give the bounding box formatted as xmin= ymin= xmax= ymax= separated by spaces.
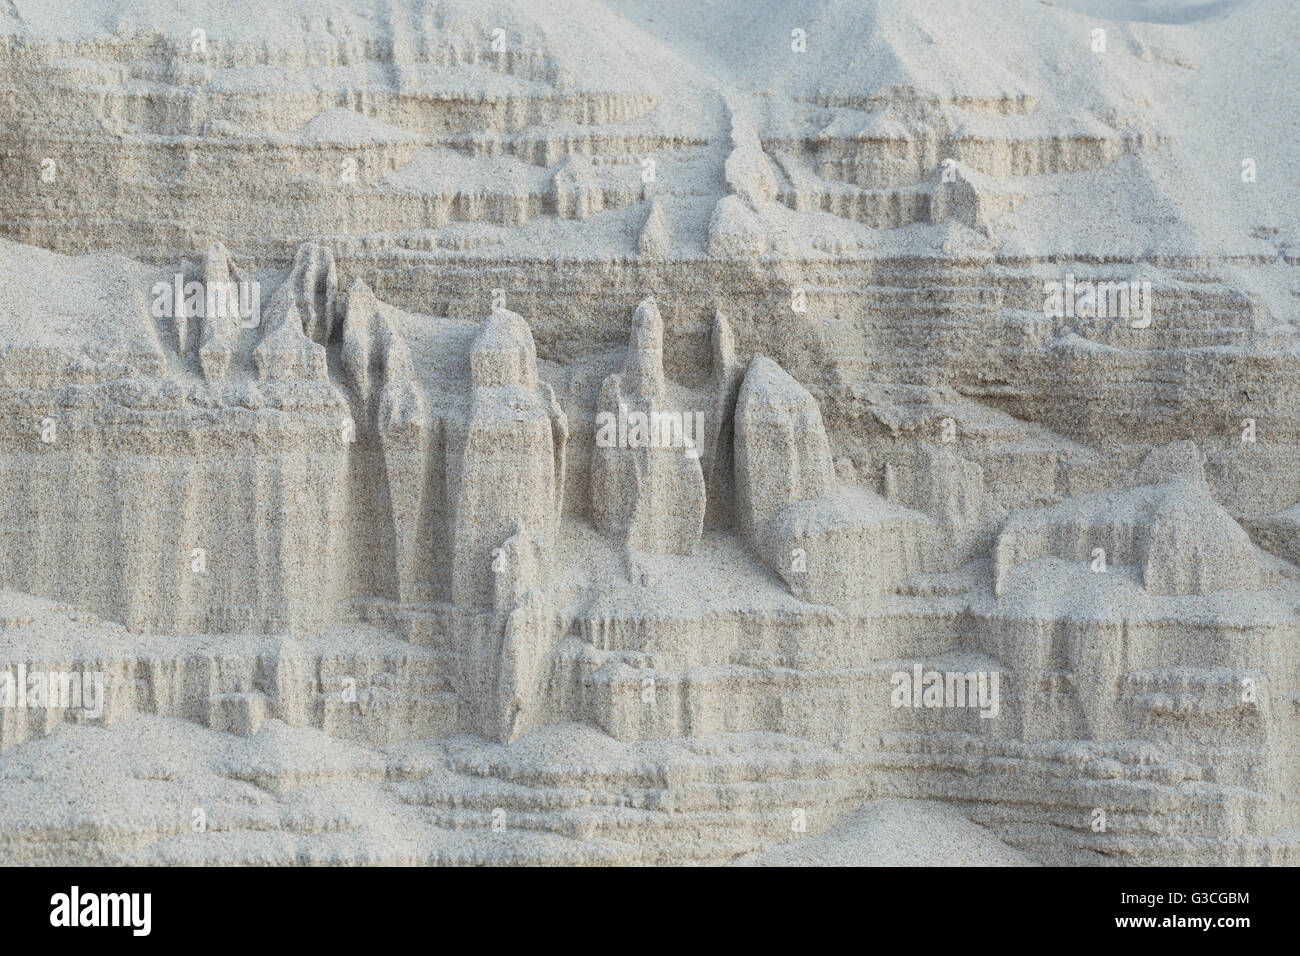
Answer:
xmin=0 ymin=0 xmax=1295 ymax=865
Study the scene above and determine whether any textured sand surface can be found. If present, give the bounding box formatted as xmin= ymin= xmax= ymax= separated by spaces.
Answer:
xmin=0 ymin=0 xmax=1296 ymax=865
xmin=736 ymin=800 xmax=1035 ymax=867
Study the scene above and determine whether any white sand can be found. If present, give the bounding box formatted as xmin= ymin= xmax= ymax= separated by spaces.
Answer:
xmin=0 ymin=0 xmax=1294 ymax=866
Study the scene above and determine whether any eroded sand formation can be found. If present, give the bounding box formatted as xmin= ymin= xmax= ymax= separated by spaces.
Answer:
xmin=0 ymin=0 xmax=1296 ymax=865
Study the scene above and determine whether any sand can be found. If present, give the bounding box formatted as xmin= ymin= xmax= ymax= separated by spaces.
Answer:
xmin=0 ymin=0 xmax=1295 ymax=866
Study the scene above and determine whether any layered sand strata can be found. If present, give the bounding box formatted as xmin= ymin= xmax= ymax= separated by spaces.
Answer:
xmin=0 ymin=0 xmax=1295 ymax=865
